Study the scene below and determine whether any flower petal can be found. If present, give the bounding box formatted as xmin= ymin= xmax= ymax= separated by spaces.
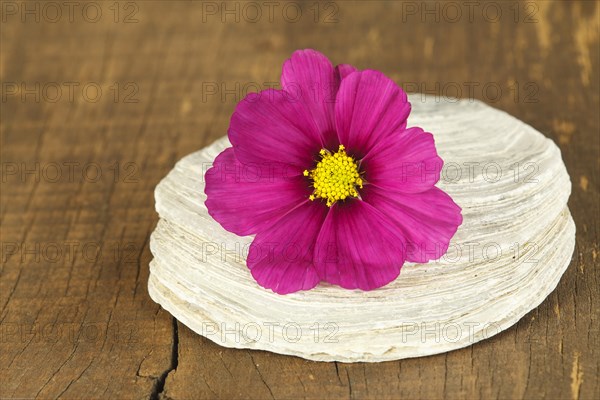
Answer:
xmin=281 ymin=49 xmax=340 ymax=149
xmin=335 ymin=63 xmax=358 ymax=80
xmin=335 ymin=70 xmax=411 ymax=158
xmin=247 ymin=201 xmax=328 ymax=294
xmin=228 ymin=88 xmax=324 ymax=171
xmin=204 ymin=148 xmax=309 ymax=236
xmin=362 ymin=186 xmax=463 ymax=263
xmin=362 ymin=127 xmax=443 ymax=193
xmin=314 ymin=200 xmax=406 ymax=290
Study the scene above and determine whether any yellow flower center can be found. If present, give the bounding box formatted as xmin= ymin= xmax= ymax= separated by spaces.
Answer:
xmin=303 ymin=144 xmax=363 ymax=207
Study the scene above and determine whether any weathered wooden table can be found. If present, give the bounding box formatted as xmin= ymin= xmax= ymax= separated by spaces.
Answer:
xmin=1 ymin=1 xmax=598 ymax=399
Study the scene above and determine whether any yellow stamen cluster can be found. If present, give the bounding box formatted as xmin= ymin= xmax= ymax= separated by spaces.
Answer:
xmin=303 ymin=145 xmax=363 ymax=207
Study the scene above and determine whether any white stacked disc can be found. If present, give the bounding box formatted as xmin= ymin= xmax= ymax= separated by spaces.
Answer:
xmin=148 ymin=95 xmax=575 ymax=362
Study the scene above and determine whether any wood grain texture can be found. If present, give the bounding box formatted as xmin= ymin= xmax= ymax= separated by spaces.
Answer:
xmin=1 ymin=1 xmax=598 ymax=399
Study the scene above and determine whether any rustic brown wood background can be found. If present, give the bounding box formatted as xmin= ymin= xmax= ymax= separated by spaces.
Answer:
xmin=1 ymin=0 xmax=598 ymax=399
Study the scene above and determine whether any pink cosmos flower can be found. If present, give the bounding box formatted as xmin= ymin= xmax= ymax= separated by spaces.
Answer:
xmin=204 ymin=49 xmax=462 ymax=294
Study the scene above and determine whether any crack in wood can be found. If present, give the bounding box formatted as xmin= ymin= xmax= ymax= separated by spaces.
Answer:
xmin=150 ymin=317 xmax=179 ymax=400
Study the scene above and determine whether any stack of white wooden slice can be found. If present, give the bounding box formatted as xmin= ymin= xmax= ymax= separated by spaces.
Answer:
xmin=148 ymin=95 xmax=575 ymax=362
